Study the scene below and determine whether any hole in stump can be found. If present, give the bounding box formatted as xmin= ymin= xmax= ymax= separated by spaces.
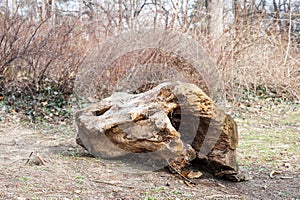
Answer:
xmin=93 ymin=106 xmax=112 ymax=116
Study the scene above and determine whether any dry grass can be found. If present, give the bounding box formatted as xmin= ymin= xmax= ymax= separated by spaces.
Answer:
xmin=234 ymin=101 xmax=300 ymax=170
xmin=218 ymin=21 xmax=300 ymax=102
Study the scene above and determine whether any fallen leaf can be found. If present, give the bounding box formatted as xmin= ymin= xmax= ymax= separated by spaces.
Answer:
xmin=186 ymin=171 xmax=203 ymax=179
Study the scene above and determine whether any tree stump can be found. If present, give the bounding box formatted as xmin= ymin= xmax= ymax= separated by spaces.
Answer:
xmin=75 ymin=82 xmax=247 ymax=181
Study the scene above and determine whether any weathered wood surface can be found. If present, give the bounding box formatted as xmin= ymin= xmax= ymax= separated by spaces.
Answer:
xmin=75 ymin=82 xmax=246 ymax=181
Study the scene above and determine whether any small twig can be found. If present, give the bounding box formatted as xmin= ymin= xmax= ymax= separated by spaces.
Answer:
xmin=24 ymin=152 xmax=33 ymax=166
xmin=280 ymin=176 xmax=294 ymax=180
xmin=9 ymin=158 xmax=27 ymax=165
xmin=166 ymin=161 xmax=196 ymax=185
xmin=0 ymin=143 xmax=11 ymax=146
xmin=0 ymin=141 xmax=16 ymax=146
xmin=91 ymin=179 xmax=135 ymax=189
xmin=37 ymin=155 xmax=46 ymax=165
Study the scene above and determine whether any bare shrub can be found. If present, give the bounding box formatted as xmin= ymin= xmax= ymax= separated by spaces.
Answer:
xmin=75 ymin=29 xmax=224 ymax=104
xmin=216 ymin=15 xmax=300 ymax=102
xmin=0 ymin=7 xmax=86 ymax=121
xmin=1 ymin=1 xmax=299 ymax=124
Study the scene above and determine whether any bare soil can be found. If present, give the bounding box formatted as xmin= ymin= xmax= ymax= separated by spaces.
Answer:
xmin=0 ymin=102 xmax=299 ymax=200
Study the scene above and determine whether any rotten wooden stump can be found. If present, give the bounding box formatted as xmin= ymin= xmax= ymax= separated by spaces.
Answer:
xmin=75 ymin=82 xmax=247 ymax=181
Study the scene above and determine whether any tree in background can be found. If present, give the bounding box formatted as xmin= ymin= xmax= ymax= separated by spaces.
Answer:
xmin=0 ymin=0 xmax=299 ymax=120
xmin=207 ymin=0 xmax=224 ymax=47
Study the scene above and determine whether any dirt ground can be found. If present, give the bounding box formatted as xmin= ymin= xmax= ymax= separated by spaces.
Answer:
xmin=0 ymin=101 xmax=299 ymax=200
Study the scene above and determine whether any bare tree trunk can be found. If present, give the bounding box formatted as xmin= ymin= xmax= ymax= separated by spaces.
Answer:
xmin=51 ymin=0 xmax=56 ymax=26
xmin=207 ymin=0 xmax=224 ymax=55
xmin=78 ymin=0 xmax=82 ymax=22
xmin=233 ymin=0 xmax=241 ymax=23
xmin=11 ymin=0 xmax=17 ymax=13
xmin=208 ymin=0 xmax=224 ymax=44
xmin=119 ymin=0 xmax=123 ymax=31
xmin=154 ymin=0 xmax=158 ymax=30
xmin=168 ymin=0 xmax=180 ymax=30
xmin=131 ymin=0 xmax=137 ymax=29
xmin=3 ymin=0 xmax=8 ymax=8
xmin=31 ymin=0 xmax=40 ymax=20
xmin=41 ymin=0 xmax=47 ymax=20
xmin=181 ymin=0 xmax=190 ymax=32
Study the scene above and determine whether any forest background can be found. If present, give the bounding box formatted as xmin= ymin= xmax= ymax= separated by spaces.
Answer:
xmin=0 ymin=0 xmax=299 ymax=123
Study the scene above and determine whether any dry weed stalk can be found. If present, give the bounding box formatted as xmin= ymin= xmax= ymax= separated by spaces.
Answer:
xmin=217 ymin=14 xmax=300 ymax=102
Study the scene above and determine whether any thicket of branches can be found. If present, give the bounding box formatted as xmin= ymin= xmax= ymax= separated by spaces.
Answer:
xmin=77 ymin=0 xmax=299 ymax=102
xmin=219 ymin=0 xmax=300 ymax=102
xmin=0 ymin=0 xmax=299 ymax=122
xmin=0 ymin=4 xmax=86 ymax=122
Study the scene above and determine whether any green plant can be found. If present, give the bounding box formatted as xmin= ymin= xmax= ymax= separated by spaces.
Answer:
xmin=74 ymin=176 xmax=84 ymax=184
xmin=20 ymin=176 xmax=30 ymax=182
xmin=144 ymin=194 xmax=157 ymax=200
